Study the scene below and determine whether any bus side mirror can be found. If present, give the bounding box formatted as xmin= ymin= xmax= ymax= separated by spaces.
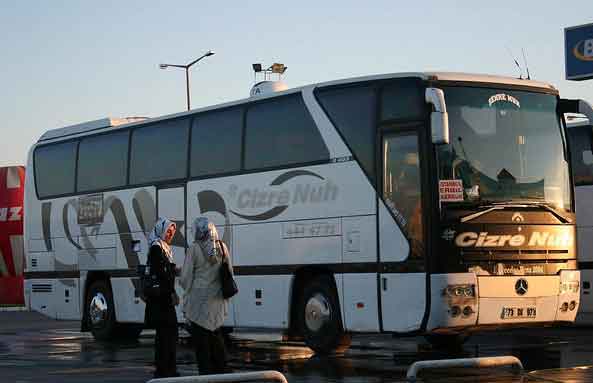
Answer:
xmin=560 ymin=98 xmax=593 ymax=124
xmin=425 ymin=87 xmax=450 ymax=145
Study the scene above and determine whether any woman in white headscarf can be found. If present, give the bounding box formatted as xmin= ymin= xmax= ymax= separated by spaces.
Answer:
xmin=181 ymin=216 xmax=231 ymax=375
xmin=144 ymin=217 xmax=179 ymax=379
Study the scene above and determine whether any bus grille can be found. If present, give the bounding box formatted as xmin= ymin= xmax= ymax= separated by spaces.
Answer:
xmin=32 ymin=284 xmax=52 ymax=293
xmin=460 ymin=249 xmax=570 ymax=261
xmin=461 ymin=259 xmax=573 ymax=276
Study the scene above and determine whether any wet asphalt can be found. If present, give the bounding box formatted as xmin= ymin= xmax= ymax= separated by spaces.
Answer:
xmin=1 ymin=311 xmax=592 ymax=383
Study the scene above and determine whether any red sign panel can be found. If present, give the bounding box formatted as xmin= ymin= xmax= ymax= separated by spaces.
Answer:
xmin=0 ymin=166 xmax=25 ymax=305
xmin=439 ymin=179 xmax=464 ymax=202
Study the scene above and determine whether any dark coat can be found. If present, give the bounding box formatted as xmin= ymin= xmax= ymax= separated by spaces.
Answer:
xmin=144 ymin=245 xmax=177 ymax=327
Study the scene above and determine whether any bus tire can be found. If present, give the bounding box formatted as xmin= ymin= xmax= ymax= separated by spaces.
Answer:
xmin=87 ymin=279 xmax=117 ymax=341
xmin=425 ymin=333 xmax=470 ymax=349
xmin=298 ymin=275 xmax=350 ymax=354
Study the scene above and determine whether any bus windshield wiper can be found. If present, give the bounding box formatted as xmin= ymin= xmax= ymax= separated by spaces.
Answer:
xmin=458 ymin=200 xmax=571 ymax=224
xmin=442 ymin=200 xmax=497 ymax=223
xmin=459 ymin=204 xmax=503 ymax=223
xmin=442 ymin=200 xmax=498 ymax=223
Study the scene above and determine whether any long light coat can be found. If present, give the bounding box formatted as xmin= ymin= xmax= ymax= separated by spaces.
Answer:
xmin=180 ymin=241 xmax=229 ymax=331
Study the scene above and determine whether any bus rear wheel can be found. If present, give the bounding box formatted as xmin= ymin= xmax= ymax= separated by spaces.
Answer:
xmin=298 ymin=275 xmax=351 ymax=354
xmin=87 ymin=279 xmax=117 ymax=341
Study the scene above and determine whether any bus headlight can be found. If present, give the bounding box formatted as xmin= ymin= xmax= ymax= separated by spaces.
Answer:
xmin=443 ymin=284 xmax=476 ymax=297
xmin=559 ymin=281 xmax=580 ymax=294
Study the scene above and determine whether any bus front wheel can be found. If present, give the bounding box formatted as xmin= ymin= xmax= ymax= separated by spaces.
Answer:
xmin=87 ymin=279 xmax=117 ymax=341
xmin=298 ymin=275 xmax=350 ymax=354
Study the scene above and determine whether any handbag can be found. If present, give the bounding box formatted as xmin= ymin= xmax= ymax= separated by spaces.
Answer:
xmin=138 ymin=262 xmax=161 ymax=301
xmin=217 ymin=240 xmax=238 ymax=299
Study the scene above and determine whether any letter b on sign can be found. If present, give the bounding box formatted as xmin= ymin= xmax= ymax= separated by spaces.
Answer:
xmin=585 ymin=39 xmax=593 ymax=58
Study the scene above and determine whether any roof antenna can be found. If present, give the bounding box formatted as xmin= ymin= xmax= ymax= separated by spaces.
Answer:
xmin=506 ymin=45 xmax=523 ymax=79
xmin=522 ymin=48 xmax=531 ymax=80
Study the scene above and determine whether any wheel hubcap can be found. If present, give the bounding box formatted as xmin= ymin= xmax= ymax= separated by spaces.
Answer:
xmin=89 ymin=292 xmax=108 ymax=327
xmin=305 ymin=293 xmax=331 ymax=332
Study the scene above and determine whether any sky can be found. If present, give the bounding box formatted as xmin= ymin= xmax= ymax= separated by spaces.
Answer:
xmin=0 ymin=1 xmax=592 ymax=167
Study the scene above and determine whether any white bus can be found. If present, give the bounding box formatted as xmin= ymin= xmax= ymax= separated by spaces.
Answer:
xmin=565 ymin=116 xmax=593 ymax=324
xmin=24 ymin=72 xmax=587 ymax=353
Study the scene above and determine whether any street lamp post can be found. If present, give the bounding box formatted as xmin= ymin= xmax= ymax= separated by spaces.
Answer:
xmin=159 ymin=50 xmax=215 ymax=111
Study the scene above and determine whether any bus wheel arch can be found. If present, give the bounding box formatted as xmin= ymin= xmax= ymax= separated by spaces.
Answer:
xmin=83 ymin=273 xmax=117 ymax=340
xmin=289 ymin=267 xmax=332 ymax=337
xmin=82 ymin=272 xmax=110 ymax=331
xmin=290 ymin=268 xmax=350 ymax=354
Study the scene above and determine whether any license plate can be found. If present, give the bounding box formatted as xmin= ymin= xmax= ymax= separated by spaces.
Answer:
xmin=500 ymin=307 xmax=537 ymax=319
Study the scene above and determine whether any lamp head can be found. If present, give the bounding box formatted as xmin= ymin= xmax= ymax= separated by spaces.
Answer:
xmin=270 ymin=63 xmax=287 ymax=74
xmin=159 ymin=64 xmax=168 ymax=69
xmin=205 ymin=50 xmax=215 ymax=57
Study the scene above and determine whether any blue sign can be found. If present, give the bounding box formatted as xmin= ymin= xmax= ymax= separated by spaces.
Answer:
xmin=565 ymin=22 xmax=593 ymax=80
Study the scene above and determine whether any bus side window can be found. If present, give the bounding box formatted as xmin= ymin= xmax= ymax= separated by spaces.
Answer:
xmin=317 ymin=86 xmax=377 ymax=182
xmin=245 ymin=94 xmax=329 ymax=170
xmin=35 ymin=141 xmax=77 ymax=198
xmin=191 ymin=108 xmax=243 ymax=178
xmin=568 ymin=127 xmax=593 ymax=186
xmin=380 ymin=79 xmax=424 ymax=121
xmin=129 ymin=118 xmax=190 ymax=185
xmin=77 ymin=131 xmax=129 ymax=192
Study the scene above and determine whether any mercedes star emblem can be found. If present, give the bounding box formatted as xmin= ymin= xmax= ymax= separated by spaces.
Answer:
xmin=515 ymin=278 xmax=528 ymax=295
xmin=512 ymin=212 xmax=525 ymax=223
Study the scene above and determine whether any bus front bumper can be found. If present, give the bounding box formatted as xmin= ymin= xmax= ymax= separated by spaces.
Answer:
xmin=426 ymin=271 xmax=580 ymax=331
xmin=477 ymin=271 xmax=580 ymax=324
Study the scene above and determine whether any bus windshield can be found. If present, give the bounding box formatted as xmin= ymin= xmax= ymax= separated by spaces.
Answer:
xmin=437 ymin=86 xmax=572 ymax=212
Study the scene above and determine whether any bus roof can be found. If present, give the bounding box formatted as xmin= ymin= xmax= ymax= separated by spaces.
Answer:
xmin=38 ymin=117 xmax=147 ymax=142
xmin=428 ymin=72 xmax=556 ymax=91
xmin=37 ymin=72 xmax=557 ymax=143
xmin=315 ymin=71 xmax=557 ymax=93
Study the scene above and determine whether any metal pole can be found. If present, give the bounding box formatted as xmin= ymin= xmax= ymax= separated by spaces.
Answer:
xmin=185 ymin=66 xmax=191 ymax=111
xmin=160 ymin=51 xmax=213 ymax=111
xmin=406 ymin=355 xmax=524 ymax=380
xmin=147 ymin=370 xmax=289 ymax=383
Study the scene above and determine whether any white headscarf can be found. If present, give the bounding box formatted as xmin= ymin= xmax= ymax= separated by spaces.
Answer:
xmin=148 ymin=217 xmax=176 ymax=262
xmin=191 ymin=217 xmax=220 ymax=263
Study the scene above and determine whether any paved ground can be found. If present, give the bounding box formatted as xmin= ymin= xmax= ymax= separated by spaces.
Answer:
xmin=1 ymin=311 xmax=592 ymax=382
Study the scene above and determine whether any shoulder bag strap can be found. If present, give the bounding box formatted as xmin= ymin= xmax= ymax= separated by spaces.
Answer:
xmin=217 ymin=240 xmax=227 ymax=260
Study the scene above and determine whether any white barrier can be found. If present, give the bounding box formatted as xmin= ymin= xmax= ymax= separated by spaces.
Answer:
xmin=147 ymin=370 xmax=288 ymax=383
xmin=406 ymin=355 xmax=523 ymax=380
xmin=0 ymin=305 xmax=28 ymax=312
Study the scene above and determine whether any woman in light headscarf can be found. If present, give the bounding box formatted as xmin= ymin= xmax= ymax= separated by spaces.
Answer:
xmin=181 ymin=217 xmax=231 ymax=375
xmin=144 ymin=218 xmax=179 ymax=379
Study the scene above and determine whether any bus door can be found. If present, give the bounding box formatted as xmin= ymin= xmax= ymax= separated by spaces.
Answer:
xmin=378 ymin=127 xmax=427 ymax=332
